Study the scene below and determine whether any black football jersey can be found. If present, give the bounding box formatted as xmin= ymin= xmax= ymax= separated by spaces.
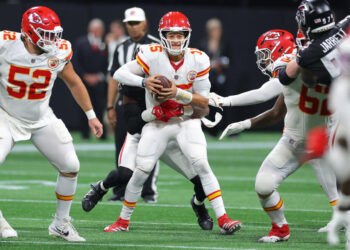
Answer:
xmin=109 ymin=33 xmax=160 ymax=102
xmin=297 ymin=16 xmax=350 ymax=85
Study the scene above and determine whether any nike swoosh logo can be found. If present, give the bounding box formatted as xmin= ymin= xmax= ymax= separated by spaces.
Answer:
xmin=54 ymin=226 xmax=69 ymax=237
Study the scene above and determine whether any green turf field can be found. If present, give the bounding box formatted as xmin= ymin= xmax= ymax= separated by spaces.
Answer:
xmin=0 ymin=132 xmax=345 ymax=249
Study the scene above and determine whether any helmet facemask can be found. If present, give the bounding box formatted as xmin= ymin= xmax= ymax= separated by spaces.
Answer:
xmin=30 ymin=25 xmax=63 ymax=53
xmin=255 ymin=43 xmax=279 ymax=77
xmin=160 ymin=30 xmax=190 ymax=56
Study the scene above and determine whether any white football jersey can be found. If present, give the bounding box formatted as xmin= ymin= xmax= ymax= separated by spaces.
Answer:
xmin=0 ymin=30 xmax=72 ymax=126
xmin=136 ymin=44 xmax=210 ymax=109
xmin=283 ymin=76 xmax=332 ymax=141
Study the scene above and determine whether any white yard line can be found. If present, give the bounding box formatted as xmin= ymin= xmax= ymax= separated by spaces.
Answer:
xmin=0 ymin=198 xmax=331 ymax=213
xmin=11 ymin=141 xmax=276 ymax=153
xmin=0 ymin=240 xmax=257 ymax=250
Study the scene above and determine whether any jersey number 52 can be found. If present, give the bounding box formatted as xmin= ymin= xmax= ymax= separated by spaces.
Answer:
xmin=7 ymin=65 xmax=51 ymax=100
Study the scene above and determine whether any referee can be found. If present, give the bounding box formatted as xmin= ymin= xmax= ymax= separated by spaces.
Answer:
xmin=105 ymin=7 xmax=160 ymax=202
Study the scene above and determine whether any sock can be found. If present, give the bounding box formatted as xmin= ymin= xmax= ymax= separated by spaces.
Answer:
xmin=194 ymin=196 xmax=204 ymax=206
xmin=259 ymin=191 xmax=287 ymax=227
xmin=100 ymin=181 xmax=108 ymax=191
xmin=190 ymin=175 xmax=206 ymax=203
xmin=199 ymin=171 xmax=225 ymax=218
xmin=55 ymin=174 xmax=77 ymax=220
xmin=103 ymin=167 xmax=133 ymax=189
xmin=120 ymin=169 xmax=149 ymax=220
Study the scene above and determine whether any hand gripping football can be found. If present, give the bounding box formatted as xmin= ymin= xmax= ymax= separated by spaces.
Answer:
xmin=154 ymin=75 xmax=172 ymax=101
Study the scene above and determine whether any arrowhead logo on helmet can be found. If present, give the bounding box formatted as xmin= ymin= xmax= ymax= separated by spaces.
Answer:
xmin=21 ymin=6 xmax=63 ymax=53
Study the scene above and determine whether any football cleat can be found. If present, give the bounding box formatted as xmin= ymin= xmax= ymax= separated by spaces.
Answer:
xmin=217 ymin=214 xmax=242 ymax=235
xmin=258 ymin=223 xmax=290 ymax=243
xmin=190 ymin=195 xmax=213 ymax=230
xmin=48 ymin=216 xmax=85 ymax=242
xmin=82 ymin=181 xmax=107 ymax=212
xmin=104 ymin=217 xmax=129 ymax=232
xmin=0 ymin=213 xmax=18 ymax=238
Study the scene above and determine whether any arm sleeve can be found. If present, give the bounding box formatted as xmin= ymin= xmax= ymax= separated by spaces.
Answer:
xmin=113 ymin=60 xmax=145 ymax=87
xmin=192 ymin=78 xmax=211 ymax=98
xmin=226 ymin=78 xmax=283 ymax=106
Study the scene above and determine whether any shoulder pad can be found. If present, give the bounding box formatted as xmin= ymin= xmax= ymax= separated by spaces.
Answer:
xmin=0 ymin=30 xmax=19 ymax=45
xmin=136 ymin=44 xmax=162 ymax=75
xmin=57 ymin=39 xmax=73 ymax=62
xmin=188 ymin=48 xmax=210 ymax=79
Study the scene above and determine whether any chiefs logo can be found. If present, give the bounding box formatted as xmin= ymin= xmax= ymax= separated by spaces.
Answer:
xmin=265 ymin=32 xmax=281 ymax=41
xmin=187 ymin=70 xmax=197 ymax=82
xmin=28 ymin=12 xmax=43 ymax=24
xmin=48 ymin=56 xmax=59 ymax=69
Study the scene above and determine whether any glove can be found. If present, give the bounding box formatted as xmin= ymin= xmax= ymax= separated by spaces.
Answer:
xmin=219 ymin=119 xmax=251 ymax=140
xmin=201 ymin=112 xmax=222 ymax=128
xmin=271 ymin=53 xmax=296 ymax=77
xmin=145 ymin=100 xmax=184 ymax=123
xmin=208 ymin=92 xmax=227 ymax=108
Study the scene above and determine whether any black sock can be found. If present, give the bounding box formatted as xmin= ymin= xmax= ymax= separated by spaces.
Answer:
xmin=102 ymin=166 xmax=133 ymax=189
xmin=190 ymin=175 xmax=206 ymax=203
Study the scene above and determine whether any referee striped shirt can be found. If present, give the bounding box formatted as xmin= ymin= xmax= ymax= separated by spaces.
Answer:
xmin=108 ymin=33 xmax=160 ymax=74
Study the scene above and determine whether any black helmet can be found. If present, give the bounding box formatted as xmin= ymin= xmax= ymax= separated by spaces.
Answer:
xmin=296 ymin=0 xmax=335 ymax=39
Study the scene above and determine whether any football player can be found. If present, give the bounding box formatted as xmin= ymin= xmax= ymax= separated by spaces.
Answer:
xmin=325 ymin=35 xmax=350 ymax=247
xmin=104 ymin=11 xmax=242 ymax=234
xmin=0 ymin=6 xmax=103 ymax=241
xmin=211 ymin=29 xmax=339 ymax=241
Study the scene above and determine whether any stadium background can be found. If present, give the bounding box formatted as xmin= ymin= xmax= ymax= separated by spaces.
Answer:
xmin=1 ymin=0 xmax=349 ymax=131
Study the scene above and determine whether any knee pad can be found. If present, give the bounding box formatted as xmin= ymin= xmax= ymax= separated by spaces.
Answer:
xmin=59 ymin=152 xmax=80 ymax=173
xmin=192 ymin=158 xmax=211 ymax=175
xmin=255 ymin=172 xmax=277 ymax=196
xmin=135 ymin=155 xmax=157 ymax=174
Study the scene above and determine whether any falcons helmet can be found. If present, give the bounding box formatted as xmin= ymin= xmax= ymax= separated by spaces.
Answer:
xmin=296 ymin=0 xmax=335 ymax=40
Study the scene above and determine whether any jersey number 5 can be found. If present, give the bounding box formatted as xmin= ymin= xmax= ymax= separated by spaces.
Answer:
xmin=7 ymin=65 xmax=52 ymax=100
xmin=299 ymin=84 xmax=331 ymax=116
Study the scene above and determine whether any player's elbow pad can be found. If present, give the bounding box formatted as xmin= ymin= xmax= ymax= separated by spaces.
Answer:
xmin=278 ymin=68 xmax=295 ymax=86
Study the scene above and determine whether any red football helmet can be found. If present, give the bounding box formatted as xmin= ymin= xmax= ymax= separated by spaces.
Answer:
xmin=296 ymin=28 xmax=309 ymax=49
xmin=158 ymin=12 xmax=191 ymax=55
xmin=255 ymin=29 xmax=296 ymax=77
xmin=21 ymin=6 xmax=63 ymax=53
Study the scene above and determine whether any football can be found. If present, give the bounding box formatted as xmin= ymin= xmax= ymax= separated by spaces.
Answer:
xmin=154 ymin=75 xmax=172 ymax=101
xmin=155 ymin=75 xmax=172 ymax=89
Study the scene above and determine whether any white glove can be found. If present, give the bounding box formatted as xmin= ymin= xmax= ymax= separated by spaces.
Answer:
xmin=208 ymin=92 xmax=228 ymax=108
xmin=201 ymin=112 xmax=222 ymax=128
xmin=327 ymin=209 xmax=350 ymax=245
xmin=219 ymin=119 xmax=251 ymax=140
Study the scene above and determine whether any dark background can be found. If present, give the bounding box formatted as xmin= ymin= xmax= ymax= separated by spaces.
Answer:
xmin=1 ymin=0 xmax=348 ymax=131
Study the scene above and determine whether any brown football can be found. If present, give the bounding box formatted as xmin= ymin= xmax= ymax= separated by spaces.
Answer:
xmin=155 ymin=75 xmax=172 ymax=89
xmin=154 ymin=75 xmax=172 ymax=101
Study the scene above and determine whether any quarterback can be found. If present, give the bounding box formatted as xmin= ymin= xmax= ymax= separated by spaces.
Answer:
xmin=0 ymin=6 xmax=102 ymax=241
xmin=105 ymin=11 xmax=242 ymax=234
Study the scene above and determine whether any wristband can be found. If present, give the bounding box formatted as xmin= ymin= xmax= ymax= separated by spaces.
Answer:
xmin=85 ymin=109 xmax=96 ymax=120
xmin=175 ymin=88 xmax=193 ymax=104
xmin=142 ymin=78 xmax=146 ymax=88
xmin=242 ymin=119 xmax=252 ymax=129
xmin=106 ymin=106 xmax=114 ymax=111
